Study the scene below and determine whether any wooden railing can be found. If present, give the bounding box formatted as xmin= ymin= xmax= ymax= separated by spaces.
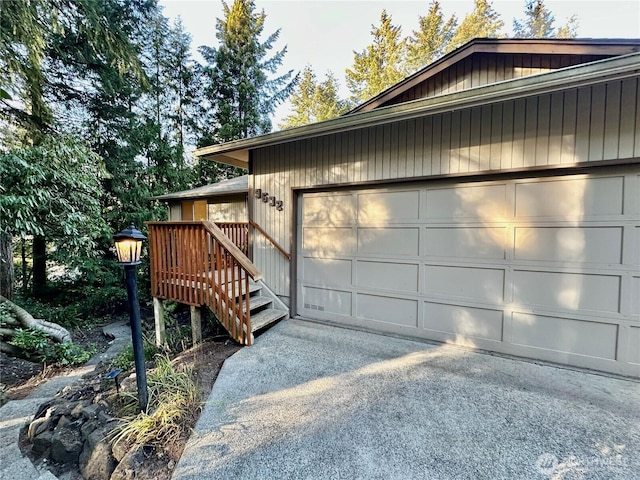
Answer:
xmin=215 ymin=222 xmax=249 ymax=257
xmin=147 ymin=221 xmax=262 ymax=345
xmin=249 ymin=219 xmax=291 ymax=260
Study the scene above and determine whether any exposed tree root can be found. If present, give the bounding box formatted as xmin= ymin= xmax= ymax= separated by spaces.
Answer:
xmin=0 ymin=295 xmax=72 ymax=343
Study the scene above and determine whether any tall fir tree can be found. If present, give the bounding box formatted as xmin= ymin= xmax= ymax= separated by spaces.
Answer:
xmin=406 ymin=1 xmax=457 ymax=71
xmin=346 ymin=10 xmax=407 ymax=105
xmin=513 ymin=0 xmax=578 ymax=38
xmin=448 ymin=0 xmax=504 ymax=51
xmin=197 ymin=0 xmax=296 ymax=184
xmin=280 ymin=66 xmax=348 ymax=129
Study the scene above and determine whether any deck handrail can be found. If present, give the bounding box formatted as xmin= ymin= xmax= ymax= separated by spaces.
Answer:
xmin=201 ymin=221 xmax=261 ymax=280
xmin=249 ymin=219 xmax=291 ymax=260
xmin=215 ymin=222 xmax=249 ymax=257
xmin=146 ymin=221 xmax=262 ymax=345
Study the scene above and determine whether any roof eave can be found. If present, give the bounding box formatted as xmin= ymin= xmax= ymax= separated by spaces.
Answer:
xmin=195 ymin=52 xmax=640 ymax=167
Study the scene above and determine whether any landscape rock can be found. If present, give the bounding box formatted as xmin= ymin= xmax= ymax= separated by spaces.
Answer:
xmin=81 ymin=419 xmax=99 ymax=440
xmin=111 ymin=439 xmax=130 ymax=463
xmin=79 ymin=426 xmax=116 ymax=480
xmin=110 ymin=448 xmax=166 ymax=480
xmin=51 ymin=423 xmax=83 ymax=464
xmin=32 ymin=430 xmax=54 ymax=455
xmin=56 ymin=414 xmax=71 ymax=429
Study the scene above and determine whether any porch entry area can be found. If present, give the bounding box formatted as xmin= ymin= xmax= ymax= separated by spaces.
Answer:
xmin=147 ymin=221 xmax=287 ymax=346
xmin=296 ymin=167 xmax=640 ymax=376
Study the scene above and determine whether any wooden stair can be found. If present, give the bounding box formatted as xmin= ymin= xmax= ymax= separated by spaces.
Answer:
xmin=148 ymin=221 xmax=288 ymax=345
xmin=221 ymin=278 xmax=287 ymax=334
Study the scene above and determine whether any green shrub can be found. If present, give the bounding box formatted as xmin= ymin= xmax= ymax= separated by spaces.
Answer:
xmin=55 ymin=342 xmax=96 ymax=366
xmin=111 ymin=340 xmax=158 ymax=371
xmin=9 ymin=328 xmax=55 ymax=361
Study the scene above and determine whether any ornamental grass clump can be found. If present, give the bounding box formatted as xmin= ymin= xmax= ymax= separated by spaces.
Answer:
xmin=112 ymin=355 xmax=202 ymax=450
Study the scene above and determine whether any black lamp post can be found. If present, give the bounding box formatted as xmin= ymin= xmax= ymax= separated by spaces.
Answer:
xmin=114 ymin=223 xmax=148 ymax=412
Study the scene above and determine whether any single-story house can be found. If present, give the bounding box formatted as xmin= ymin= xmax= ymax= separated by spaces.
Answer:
xmin=153 ymin=174 xmax=248 ymax=222
xmin=151 ymin=38 xmax=640 ymax=377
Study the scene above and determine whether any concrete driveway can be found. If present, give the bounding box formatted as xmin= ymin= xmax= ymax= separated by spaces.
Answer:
xmin=173 ymin=320 xmax=640 ymax=480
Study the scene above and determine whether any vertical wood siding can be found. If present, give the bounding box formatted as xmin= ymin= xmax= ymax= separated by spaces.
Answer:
xmin=207 ymin=194 xmax=248 ymax=222
xmin=253 ymin=78 xmax=639 ymax=299
xmin=383 ymin=53 xmax=609 ymax=108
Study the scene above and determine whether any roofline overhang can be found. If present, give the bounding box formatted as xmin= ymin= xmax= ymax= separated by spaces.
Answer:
xmin=347 ymin=38 xmax=640 ymax=115
xmin=152 ymin=188 xmax=248 ymax=202
xmin=195 ymin=52 xmax=640 ymax=168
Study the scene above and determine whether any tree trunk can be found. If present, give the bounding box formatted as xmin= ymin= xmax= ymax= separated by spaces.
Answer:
xmin=0 ymin=233 xmax=14 ymax=300
xmin=32 ymin=235 xmax=47 ymax=295
xmin=0 ymin=295 xmax=72 ymax=343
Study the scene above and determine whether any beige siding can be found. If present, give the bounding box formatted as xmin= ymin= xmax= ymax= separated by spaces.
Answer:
xmin=252 ymin=78 xmax=639 ymax=300
xmin=384 ymin=53 xmax=609 ymax=107
xmin=207 ymin=194 xmax=247 ymax=222
xmin=169 ymin=203 xmax=181 ymax=221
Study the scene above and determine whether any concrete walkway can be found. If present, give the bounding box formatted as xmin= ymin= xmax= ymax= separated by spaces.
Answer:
xmin=174 ymin=319 xmax=640 ymax=480
xmin=0 ymin=321 xmax=130 ymax=480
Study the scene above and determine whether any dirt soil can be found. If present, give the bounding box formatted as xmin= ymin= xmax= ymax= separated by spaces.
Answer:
xmin=2 ymin=322 xmax=113 ymax=401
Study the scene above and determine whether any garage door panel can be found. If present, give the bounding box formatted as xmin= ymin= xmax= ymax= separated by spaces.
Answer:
xmin=511 ymin=313 xmax=618 ymax=360
xmin=297 ymin=168 xmax=638 ymax=376
xmin=513 ymin=270 xmax=620 ymax=313
xmin=514 ymin=226 xmax=623 ymax=264
xmin=632 ymin=277 xmax=640 ymax=316
xmin=302 ymin=287 xmax=351 ymax=316
xmin=358 ymin=228 xmax=419 ymax=256
xmin=356 ymin=294 xmax=418 ymax=328
xmin=303 ymin=227 xmax=354 ymax=253
xmin=424 ymin=265 xmax=504 ymax=304
xmin=425 ymin=184 xmax=507 ymax=220
xmin=423 ymin=303 xmax=503 ymax=341
xmin=424 ymin=227 xmax=506 ymax=260
xmin=358 ymin=190 xmax=420 ymax=223
xmin=514 ymin=176 xmax=624 ymax=218
xmin=629 ymin=328 xmax=640 ymax=365
xmin=356 ymin=261 xmax=419 ymax=293
xmin=302 ymin=257 xmax=352 ymax=287
xmin=302 ymin=194 xmax=355 ymax=226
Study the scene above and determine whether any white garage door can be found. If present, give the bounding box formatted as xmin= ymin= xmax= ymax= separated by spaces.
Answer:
xmin=296 ymin=168 xmax=640 ymax=376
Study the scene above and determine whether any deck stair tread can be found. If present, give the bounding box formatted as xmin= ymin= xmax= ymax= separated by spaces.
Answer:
xmin=247 ymin=295 xmax=272 ymax=312
xmin=250 ymin=308 xmax=288 ymax=332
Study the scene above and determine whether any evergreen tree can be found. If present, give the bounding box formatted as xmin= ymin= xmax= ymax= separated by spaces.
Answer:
xmin=280 ymin=66 xmax=348 ymax=129
xmin=314 ymin=72 xmax=349 ymax=122
xmin=346 ymin=10 xmax=407 ymax=105
xmin=513 ymin=0 xmax=578 ymax=38
xmin=197 ymin=0 xmax=296 ymax=184
xmin=406 ymin=1 xmax=457 ymax=71
xmin=0 ymin=0 xmax=147 ymax=292
xmin=448 ymin=0 xmax=504 ymax=51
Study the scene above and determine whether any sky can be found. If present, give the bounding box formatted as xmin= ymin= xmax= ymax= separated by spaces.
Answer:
xmin=159 ymin=0 xmax=640 ymax=125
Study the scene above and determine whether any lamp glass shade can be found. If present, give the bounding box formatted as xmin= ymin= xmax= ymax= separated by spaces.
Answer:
xmin=115 ymin=239 xmax=143 ymax=264
xmin=114 ymin=224 xmax=146 ymax=265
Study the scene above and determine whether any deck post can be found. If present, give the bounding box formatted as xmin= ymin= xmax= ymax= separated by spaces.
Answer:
xmin=190 ymin=305 xmax=202 ymax=345
xmin=153 ymin=297 xmax=166 ymax=347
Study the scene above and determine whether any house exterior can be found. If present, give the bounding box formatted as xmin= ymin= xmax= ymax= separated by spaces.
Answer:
xmin=153 ymin=175 xmax=248 ymax=222
xmin=185 ymin=39 xmax=640 ymax=377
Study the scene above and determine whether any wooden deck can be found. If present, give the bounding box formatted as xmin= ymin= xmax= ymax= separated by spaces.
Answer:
xmin=147 ymin=221 xmax=261 ymax=345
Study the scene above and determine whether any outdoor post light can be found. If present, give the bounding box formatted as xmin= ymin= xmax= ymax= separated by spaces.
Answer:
xmin=114 ymin=223 xmax=148 ymax=411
